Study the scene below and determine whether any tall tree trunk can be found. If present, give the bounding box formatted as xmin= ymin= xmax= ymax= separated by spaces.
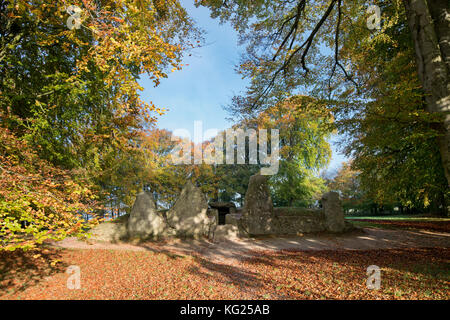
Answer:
xmin=404 ymin=0 xmax=450 ymax=190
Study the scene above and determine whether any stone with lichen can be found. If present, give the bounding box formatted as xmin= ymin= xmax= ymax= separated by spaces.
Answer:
xmin=166 ymin=181 xmax=211 ymax=238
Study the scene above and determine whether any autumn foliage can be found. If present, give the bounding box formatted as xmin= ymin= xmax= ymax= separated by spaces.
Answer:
xmin=1 ymin=246 xmax=448 ymax=299
xmin=0 ymin=0 xmax=199 ymax=250
xmin=0 ymin=127 xmax=98 ymax=251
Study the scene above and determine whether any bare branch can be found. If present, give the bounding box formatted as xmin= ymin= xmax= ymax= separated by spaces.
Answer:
xmin=272 ymin=0 xmax=306 ymax=61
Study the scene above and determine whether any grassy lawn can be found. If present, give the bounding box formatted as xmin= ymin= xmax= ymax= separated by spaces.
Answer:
xmin=1 ymin=247 xmax=449 ymax=300
xmin=347 ymin=220 xmax=404 ymax=230
xmin=346 ymin=215 xmax=450 ymax=222
xmin=346 ymin=215 xmax=450 ymax=233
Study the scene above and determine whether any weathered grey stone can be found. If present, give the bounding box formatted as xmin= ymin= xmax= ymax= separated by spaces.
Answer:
xmin=273 ymin=207 xmax=326 ymax=234
xmin=166 ymin=181 xmax=211 ymax=238
xmin=90 ymin=221 xmax=128 ymax=242
xmin=213 ymin=225 xmax=240 ymax=240
xmin=275 ymin=215 xmax=326 ymax=234
xmin=225 ymin=213 xmax=241 ymax=226
xmin=222 ymin=179 xmax=349 ymax=236
xmin=274 ymin=207 xmax=321 ymax=216
xmin=243 ymin=175 xmax=273 ymax=215
xmin=206 ymin=208 xmax=219 ymax=239
xmin=321 ymin=191 xmax=346 ymax=232
xmin=127 ymin=191 xmax=167 ymax=238
xmin=241 ymin=174 xmax=278 ymax=235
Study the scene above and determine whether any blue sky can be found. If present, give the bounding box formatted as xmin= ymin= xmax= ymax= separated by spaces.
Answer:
xmin=139 ymin=2 xmax=347 ymax=173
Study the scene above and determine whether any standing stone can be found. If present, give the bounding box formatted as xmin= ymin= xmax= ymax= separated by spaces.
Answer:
xmin=206 ymin=208 xmax=219 ymax=239
xmin=166 ymin=181 xmax=211 ymax=237
xmin=241 ymin=174 xmax=277 ymax=235
xmin=127 ymin=191 xmax=166 ymax=238
xmin=321 ymin=191 xmax=346 ymax=232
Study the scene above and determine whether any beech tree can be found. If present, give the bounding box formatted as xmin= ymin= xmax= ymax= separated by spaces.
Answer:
xmin=246 ymin=96 xmax=332 ymax=207
xmin=403 ymin=0 xmax=450 ymax=188
xmin=198 ymin=0 xmax=450 ymax=188
xmin=0 ymin=0 xmax=200 ymax=250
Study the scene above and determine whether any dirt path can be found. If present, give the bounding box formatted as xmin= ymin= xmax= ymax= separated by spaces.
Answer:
xmin=50 ymin=228 xmax=450 ymax=264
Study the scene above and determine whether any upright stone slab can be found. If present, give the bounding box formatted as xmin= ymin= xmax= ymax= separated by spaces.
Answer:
xmin=166 ymin=181 xmax=211 ymax=237
xmin=241 ymin=174 xmax=277 ymax=235
xmin=321 ymin=191 xmax=346 ymax=232
xmin=127 ymin=191 xmax=166 ymax=238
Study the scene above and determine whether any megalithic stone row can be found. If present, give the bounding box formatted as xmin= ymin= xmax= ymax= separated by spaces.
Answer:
xmin=127 ymin=182 xmax=216 ymax=239
xmin=238 ymin=174 xmax=349 ymax=235
xmin=126 ymin=177 xmax=350 ymax=240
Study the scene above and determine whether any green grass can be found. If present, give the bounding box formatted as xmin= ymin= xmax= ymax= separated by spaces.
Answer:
xmin=345 ymin=215 xmax=450 ymax=222
xmin=345 ymin=214 xmax=450 ymax=232
xmin=347 ymin=221 xmax=400 ymax=230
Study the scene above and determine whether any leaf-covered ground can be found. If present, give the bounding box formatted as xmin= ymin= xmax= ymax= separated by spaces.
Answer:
xmin=1 ymin=247 xmax=448 ymax=300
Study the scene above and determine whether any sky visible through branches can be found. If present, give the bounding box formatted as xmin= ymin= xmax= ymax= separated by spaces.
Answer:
xmin=139 ymin=1 xmax=348 ymax=173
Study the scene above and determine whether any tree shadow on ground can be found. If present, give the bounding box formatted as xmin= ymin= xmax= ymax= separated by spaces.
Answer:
xmin=0 ymin=248 xmax=66 ymax=295
xmin=129 ymin=240 xmax=269 ymax=297
xmin=187 ymin=254 xmax=264 ymax=295
xmin=137 ymin=238 xmax=450 ymax=299
xmin=236 ymin=247 xmax=450 ymax=299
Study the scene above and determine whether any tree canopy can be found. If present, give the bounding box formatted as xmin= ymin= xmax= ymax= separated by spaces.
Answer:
xmin=0 ymin=0 xmax=200 ymax=250
xmin=198 ymin=0 xmax=449 ymax=214
xmin=2 ymin=0 xmax=449 ymax=251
